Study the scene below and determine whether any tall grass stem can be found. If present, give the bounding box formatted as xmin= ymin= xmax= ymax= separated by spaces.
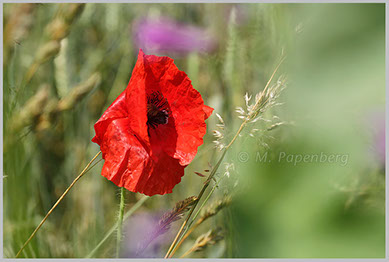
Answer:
xmin=168 ymin=174 xmax=225 ymax=257
xmin=164 ymin=56 xmax=285 ymax=258
xmin=15 ymin=151 xmax=102 ymax=258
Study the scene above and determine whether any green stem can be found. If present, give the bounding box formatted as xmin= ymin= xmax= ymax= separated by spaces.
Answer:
xmin=15 ymin=151 xmax=102 ymax=258
xmin=86 ymin=196 xmax=148 ymax=258
xmin=189 ymin=174 xmax=225 ymax=228
xmin=116 ymin=187 xmax=125 ymax=258
xmin=164 ymin=150 xmax=227 ymax=258
xmin=165 ymin=56 xmax=286 ymax=258
xmin=168 ymin=174 xmax=226 ymax=257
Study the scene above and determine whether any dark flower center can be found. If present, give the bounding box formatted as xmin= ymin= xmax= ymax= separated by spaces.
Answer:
xmin=147 ymin=91 xmax=169 ymax=129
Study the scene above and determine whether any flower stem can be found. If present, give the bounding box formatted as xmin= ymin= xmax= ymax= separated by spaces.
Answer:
xmin=116 ymin=187 xmax=126 ymax=258
xmin=86 ymin=196 xmax=148 ymax=258
xmin=15 ymin=151 xmax=102 ymax=258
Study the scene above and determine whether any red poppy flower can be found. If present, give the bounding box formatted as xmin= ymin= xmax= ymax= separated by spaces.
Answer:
xmin=92 ymin=49 xmax=213 ymax=196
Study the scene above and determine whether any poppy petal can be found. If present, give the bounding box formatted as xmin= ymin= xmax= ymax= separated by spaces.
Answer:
xmin=100 ymin=118 xmax=184 ymax=196
xmin=123 ymin=49 xmax=151 ymax=147
xmin=203 ymin=105 xmax=214 ymax=120
xmin=100 ymin=118 xmax=151 ymax=191
xmin=92 ymin=91 xmax=128 ymax=145
xmin=142 ymin=144 xmax=184 ymax=196
xmin=139 ymin=51 xmax=213 ymax=166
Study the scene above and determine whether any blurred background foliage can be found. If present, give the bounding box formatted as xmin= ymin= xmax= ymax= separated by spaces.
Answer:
xmin=3 ymin=3 xmax=384 ymax=258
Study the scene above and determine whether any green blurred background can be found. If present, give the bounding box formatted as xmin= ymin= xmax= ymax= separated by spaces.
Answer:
xmin=3 ymin=3 xmax=385 ymax=258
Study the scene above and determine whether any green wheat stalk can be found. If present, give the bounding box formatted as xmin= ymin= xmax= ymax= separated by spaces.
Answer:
xmin=165 ymin=55 xmax=286 ymax=258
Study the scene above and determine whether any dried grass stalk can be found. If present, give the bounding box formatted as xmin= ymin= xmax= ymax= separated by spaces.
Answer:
xmin=180 ymin=227 xmax=223 ymax=258
xmin=57 ymin=73 xmax=101 ymax=112
xmin=9 ymin=84 xmax=49 ymax=132
xmin=24 ymin=4 xmax=85 ymax=84
xmin=4 ymin=3 xmax=37 ymax=63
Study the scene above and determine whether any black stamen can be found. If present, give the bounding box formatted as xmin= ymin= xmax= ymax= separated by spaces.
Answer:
xmin=147 ymin=92 xmax=169 ymax=129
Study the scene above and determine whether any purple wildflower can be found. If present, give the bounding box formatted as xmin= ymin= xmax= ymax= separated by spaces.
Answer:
xmin=122 ymin=211 xmax=175 ymax=258
xmin=132 ymin=16 xmax=217 ymax=56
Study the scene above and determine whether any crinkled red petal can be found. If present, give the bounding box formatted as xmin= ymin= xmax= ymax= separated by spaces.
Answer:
xmin=91 ymin=91 xmax=128 ymax=145
xmin=100 ymin=118 xmax=184 ymax=196
xmin=123 ymin=50 xmax=151 ymax=147
xmin=138 ymin=50 xmax=214 ymax=165
xmin=203 ymin=105 xmax=214 ymax=120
